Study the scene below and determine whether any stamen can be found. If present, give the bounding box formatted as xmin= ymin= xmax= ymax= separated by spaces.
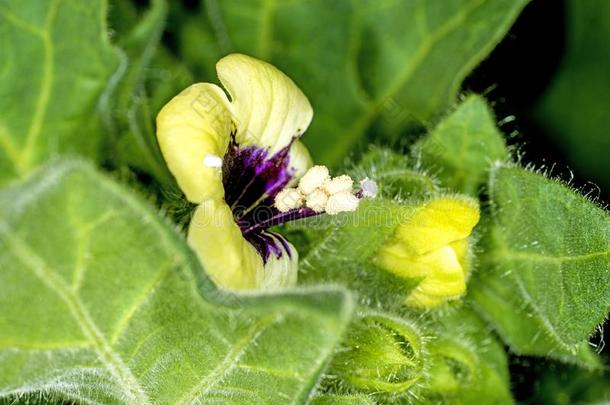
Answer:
xmin=305 ymin=189 xmax=328 ymax=212
xmin=275 ymin=188 xmax=304 ymax=212
xmin=326 ymin=192 xmax=359 ymax=215
xmin=323 ymin=175 xmax=353 ymax=195
xmin=273 ymin=165 xmax=375 ymax=216
xmin=221 ymin=144 xmax=377 ymax=261
xmin=298 ymin=165 xmax=330 ymax=194
xmin=241 ymin=207 xmax=319 ymax=236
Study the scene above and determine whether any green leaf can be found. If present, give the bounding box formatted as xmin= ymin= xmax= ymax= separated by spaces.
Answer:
xmin=426 ymin=307 xmax=513 ymax=404
xmin=107 ymin=0 xmax=168 ymax=134
xmin=470 ymin=165 xmax=610 ymax=365
xmin=105 ymin=0 xmax=182 ymax=187
xmin=309 ymin=393 xmax=376 ymax=405
xmin=533 ymin=0 xmax=610 ymax=190
xmin=0 ymin=0 xmax=121 ymax=184
xmin=413 ymin=95 xmax=508 ymax=195
xmin=0 ymin=160 xmax=354 ymax=404
xmin=172 ymin=0 xmax=528 ymax=165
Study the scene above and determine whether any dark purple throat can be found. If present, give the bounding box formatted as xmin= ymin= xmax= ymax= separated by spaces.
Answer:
xmin=221 ymin=134 xmax=319 ymax=263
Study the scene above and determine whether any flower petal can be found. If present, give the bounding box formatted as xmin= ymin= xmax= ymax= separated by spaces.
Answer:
xmin=450 ymin=238 xmax=470 ymax=277
xmin=260 ymin=233 xmax=299 ymax=289
xmin=188 ymin=199 xmax=263 ymax=289
xmin=156 ymin=83 xmax=233 ymax=203
xmin=217 ymin=53 xmax=313 ymax=153
xmin=288 ymin=140 xmax=313 ymax=186
xmin=394 ymin=196 xmax=480 ymax=255
xmin=404 ymin=246 xmax=466 ymax=307
xmin=376 ymin=242 xmax=467 ymax=308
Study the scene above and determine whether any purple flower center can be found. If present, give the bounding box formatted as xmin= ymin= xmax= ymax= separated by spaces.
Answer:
xmin=221 ymin=135 xmax=319 ymax=263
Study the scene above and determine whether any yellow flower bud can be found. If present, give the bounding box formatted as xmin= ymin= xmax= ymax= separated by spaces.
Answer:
xmin=376 ymin=196 xmax=480 ymax=308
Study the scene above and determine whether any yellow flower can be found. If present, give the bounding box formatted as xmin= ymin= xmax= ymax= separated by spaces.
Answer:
xmin=376 ymin=196 xmax=480 ymax=308
xmin=156 ymin=54 xmax=366 ymax=290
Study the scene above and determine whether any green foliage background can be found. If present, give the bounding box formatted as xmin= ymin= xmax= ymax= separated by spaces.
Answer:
xmin=0 ymin=0 xmax=608 ymax=404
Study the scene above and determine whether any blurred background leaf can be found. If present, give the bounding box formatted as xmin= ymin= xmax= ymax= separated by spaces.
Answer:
xmin=0 ymin=0 xmax=121 ymax=185
xmin=104 ymin=0 xmax=174 ymax=186
xmin=105 ymin=0 xmax=195 ymax=189
xmin=510 ymin=359 xmax=610 ymax=405
xmin=532 ymin=0 xmax=610 ymax=193
xmin=167 ymin=0 xmax=529 ymax=166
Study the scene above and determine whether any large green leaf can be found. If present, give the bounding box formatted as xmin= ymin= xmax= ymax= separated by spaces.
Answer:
xmin=0 ymin=0 xmax=121 ymax=184
xmin=173 ymin=0 xmax=528 ymax=165
xmin=470 ymin=165 xmax=610 ymax=365
xmin=413 ymin=94 xmax=508 ymax=195
xmin=533 ymin=0 xmax=610 ymax=190
xmin=0 ymin=160 xmax=354 ymax=404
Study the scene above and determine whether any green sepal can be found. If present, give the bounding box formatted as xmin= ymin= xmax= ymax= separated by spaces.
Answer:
xmin=327 ymin=313 xmax=424 ymax=394
xmin=424 ymin=307 xmax=514 ymax=404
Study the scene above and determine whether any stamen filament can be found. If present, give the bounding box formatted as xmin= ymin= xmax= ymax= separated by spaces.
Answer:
xmin=241 ymin=207 xmax=320 ymax=236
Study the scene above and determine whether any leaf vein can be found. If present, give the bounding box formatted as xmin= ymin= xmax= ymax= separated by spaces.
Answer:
xmin=0 ymin=226 xmax=151 ymax=404
xmin=333 ymin=0 xmax=491 ymax=163
xmin=109 ymin=258 xmax=177 ymax=345
xmin=21 ymin=0 xmax=60 ymax=169
xmin=176 ymin=313 xmax=283 ymax=404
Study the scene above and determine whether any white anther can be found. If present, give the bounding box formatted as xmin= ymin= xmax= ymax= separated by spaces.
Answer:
xmin=305 ymin=189 xmax=329 ymax=213
xmin=203 ymin=153 xmax=223 ymax=168
xmin=360 ymin=178 xmax=378 ymax=198
xmin=325 ymin=192 xmax=360 ymax=215
xmin=274 ymin=188 xmax=304 ymax=213
xmin=298 ymin=165 xmax=330 ymax=195
xmin=323 ymin=175 xmax=354 ymax=195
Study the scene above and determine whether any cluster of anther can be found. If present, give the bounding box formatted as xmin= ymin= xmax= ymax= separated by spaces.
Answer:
xmin=275 ymin=166 xmax=361 ymax=215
